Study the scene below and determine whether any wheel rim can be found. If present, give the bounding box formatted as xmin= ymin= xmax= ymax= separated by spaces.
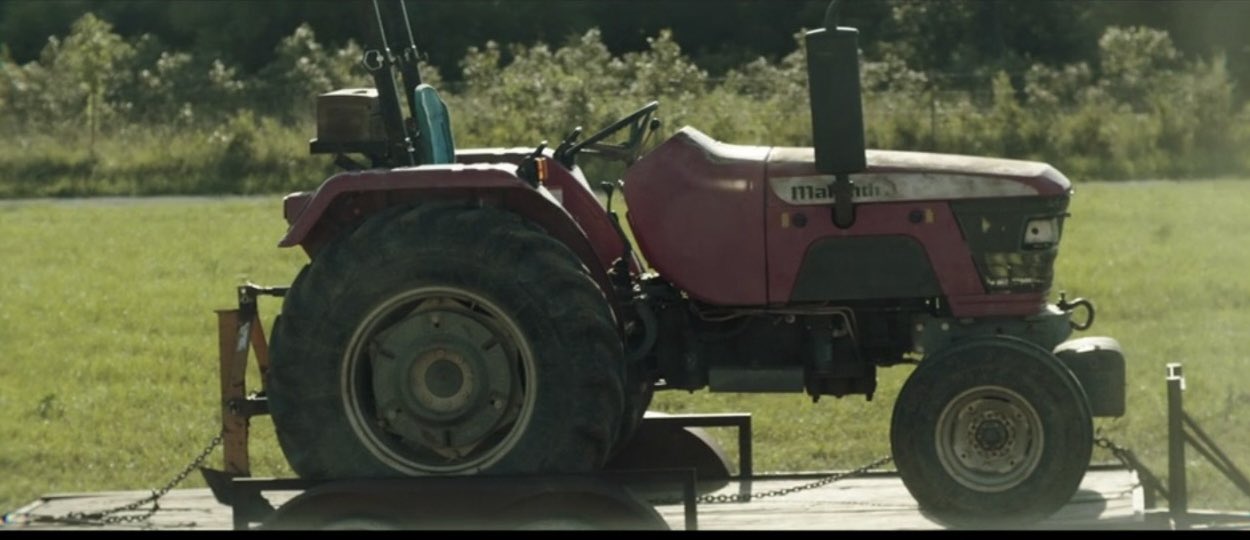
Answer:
xmin=934 ymin=385 xmax=1043 ymax=492
xmin=341 ymin=286 xmax=536 ymax=474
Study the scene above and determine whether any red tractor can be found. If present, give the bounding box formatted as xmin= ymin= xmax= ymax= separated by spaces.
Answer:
xmin=266 ymin=0 xmax=1124 ymax=526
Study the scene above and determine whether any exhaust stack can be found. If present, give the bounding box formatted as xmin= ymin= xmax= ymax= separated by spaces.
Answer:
xmin=805 ymin=0 xmax=866 ymax=228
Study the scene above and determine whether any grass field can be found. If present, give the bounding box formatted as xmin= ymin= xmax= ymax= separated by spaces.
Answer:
xmin=2 ymin=180 xmax=1249 ymax=516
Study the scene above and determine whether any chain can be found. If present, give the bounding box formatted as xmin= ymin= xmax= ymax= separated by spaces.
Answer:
xmin=1094 ymin=431 xmax=1166 ymax=501
xmin=651 ymin=454 xmax=893 ymax=506
xmin=654 ymin=434 xmax=1143 ymax=508
xmin=649 ymin=432 xmax=1145 ymax=508
xmin=1094 ymin=434 xmax=1135 ymax=471
xmin=1095 ymin=430 xmax=1147 ymax=479
xmin=10 ymin=432 xmax=223 ymax=528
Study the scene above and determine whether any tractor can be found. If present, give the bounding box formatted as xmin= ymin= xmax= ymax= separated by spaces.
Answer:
xmin=264 ymin=0 xmax=1125 ymax=527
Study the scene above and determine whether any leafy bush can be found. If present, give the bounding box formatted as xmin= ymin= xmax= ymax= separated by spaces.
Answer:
xmin=255 ymin=23 xmax=372 ymax=123
xmin=0 ymin=14 xmax=1247 ymax=198
xmin=2 ymin=14 xmax=134 ymax=140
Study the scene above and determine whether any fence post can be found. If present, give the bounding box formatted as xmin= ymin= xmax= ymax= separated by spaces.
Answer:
xmin=1166 ymin=362 xmax=1187 ymax=526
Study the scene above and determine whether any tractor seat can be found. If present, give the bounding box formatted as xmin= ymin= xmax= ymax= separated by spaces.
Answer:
xmin=414 ymin=84 xmax=455 ymax=165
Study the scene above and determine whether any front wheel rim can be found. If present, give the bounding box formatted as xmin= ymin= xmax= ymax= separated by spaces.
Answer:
xmin=934 ymin=385 xmax=1044 ymax=493
xmin=341 ymin=286 xmax=537 ymax=474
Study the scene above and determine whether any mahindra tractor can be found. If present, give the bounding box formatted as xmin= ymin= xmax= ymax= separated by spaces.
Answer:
xmin=264 ymin=0 xmax=1125 ymax=526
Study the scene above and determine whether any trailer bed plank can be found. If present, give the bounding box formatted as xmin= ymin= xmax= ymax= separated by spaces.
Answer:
xmin=654 ymin=468 xmax=1144 ymax=530
xmin=5 ymin=468 xmax=1144 ymax=530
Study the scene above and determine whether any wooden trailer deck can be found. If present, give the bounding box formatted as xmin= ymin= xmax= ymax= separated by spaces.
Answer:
xmin=654 ymin=466 xmax=1151 ymax=530
xmin=5 ymin=466 xmax=1163 ymax=531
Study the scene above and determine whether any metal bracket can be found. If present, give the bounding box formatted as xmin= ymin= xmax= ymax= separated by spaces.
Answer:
xmin=227 ymin=395 xmax=269 ymax=418
xmin=1157 ymin=362 xmax=1250 ymax=529
xmin=215 ymin=283 xmax=288 ymax=477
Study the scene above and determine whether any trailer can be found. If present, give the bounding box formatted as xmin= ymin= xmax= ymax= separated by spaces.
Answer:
xmin=4 ymin=286 xmax=1246 ymax=531
xmin=4 ymin=457 xmax=1152 ymax=530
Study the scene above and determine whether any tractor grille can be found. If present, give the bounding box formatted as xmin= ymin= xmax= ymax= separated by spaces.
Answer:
xmin=951 ymin=196 xmax=1070 ymax=294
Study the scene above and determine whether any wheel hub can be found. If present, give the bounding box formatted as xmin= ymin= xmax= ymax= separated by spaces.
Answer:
xmin=969 ymin=413 xmax=1015 ymax=458
xmin=367 ymin=302 xmax=522 ymax=459
xmin=410 ymin=350 xmax=473 ymax=413
xmin=936 ymin=386 xmax=1043 ymax=492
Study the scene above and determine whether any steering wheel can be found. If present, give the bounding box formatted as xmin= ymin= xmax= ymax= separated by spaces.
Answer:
xmin=555 ymin=101 xmax=660 ymax=168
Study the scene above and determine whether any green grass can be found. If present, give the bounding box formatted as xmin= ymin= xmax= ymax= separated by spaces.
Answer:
xmin=0 ymin=197 xmax=308 ymax=514
xmin=2 ymin=180 xmax=1249 ymax=516
xmin=0 ymin=121 xmax=335 ymax=198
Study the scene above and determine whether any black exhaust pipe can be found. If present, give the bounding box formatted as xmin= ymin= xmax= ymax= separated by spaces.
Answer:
xmin=805 ymin=0 xmax=866 ymax=228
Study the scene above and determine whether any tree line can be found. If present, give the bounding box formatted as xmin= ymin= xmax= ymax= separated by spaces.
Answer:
xmin=3 ymin=0 xmax=1249 ymax=93
xmin=0 ymin=2 xmax=1248 ymax=198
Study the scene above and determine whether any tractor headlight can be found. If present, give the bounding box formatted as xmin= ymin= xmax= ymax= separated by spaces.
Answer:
xmin=1022 ymin=218 xmax=1060 ymax=249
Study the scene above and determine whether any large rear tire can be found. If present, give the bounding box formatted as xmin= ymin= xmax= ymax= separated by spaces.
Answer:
xmin=890 ymin=336 xmax=1093 ymax=528
xmin=268 ymin=203 xmax=625 ymax=478
xmin=610 ymin=366 xmax=654 ymax=459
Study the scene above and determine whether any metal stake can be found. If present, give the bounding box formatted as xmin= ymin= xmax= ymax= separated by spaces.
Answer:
xmin=216 ymin=308 xmax=252 ymax=476
xmin=1166 ymin=362 xmax=1187 ymax=527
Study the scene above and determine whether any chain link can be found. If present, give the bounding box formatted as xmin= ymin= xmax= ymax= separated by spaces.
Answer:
xmin=1096 ymin=437 xmax=1122 ymax=461
xmin=650 ymin=454 xmax=894 ymax=506
xmin=1095 ymin=431 xmax=1147 ymax=481
xmin=9 ymin=432 xmax=223 ymax=528
xmin=1094 ymin=431 xmax=1160 ymax=500
xmin=1094 ymin=434 xmax=1134 ymax=470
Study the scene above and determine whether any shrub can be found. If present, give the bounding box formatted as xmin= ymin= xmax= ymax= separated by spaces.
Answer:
xmin=0 ymin=14 xmax=1246 ymax=197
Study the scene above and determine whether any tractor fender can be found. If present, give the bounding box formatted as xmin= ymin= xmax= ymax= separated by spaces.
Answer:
xmin=279 ymin=164 xmax=622 ymax=321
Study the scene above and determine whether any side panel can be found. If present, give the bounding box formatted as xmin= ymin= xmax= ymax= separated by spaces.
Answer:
xmin=765 ymin=198 xmax=984 ymax=305
xmin=791 ymin=236 xmax=942 ymax=301
xmin=622 ymin=129 xmax=769 ymax=306
xmin=765 ymin=155 xmax=1051 ymax=317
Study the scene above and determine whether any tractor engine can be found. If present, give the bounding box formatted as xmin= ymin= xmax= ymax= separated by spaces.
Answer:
xmin=645 ymin=278 xmax=917 ymax=400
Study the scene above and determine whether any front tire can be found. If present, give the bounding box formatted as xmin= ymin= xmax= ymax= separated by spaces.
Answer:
xmin=890 ymin=336 xmax=1093 ymax=528
xmin=268 ymin=203 xmax=625 ymax=478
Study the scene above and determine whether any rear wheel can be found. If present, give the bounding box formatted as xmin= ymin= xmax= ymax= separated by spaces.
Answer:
xmin=610 ymin=362 xmax=654 ymax=459
xmin=268 ymin=203 xmax=625 ymax=478
xmin=611 ymin=301 xmax=661 ymax=457
xmin=890 ymin=336 xmax=1093 ymax=528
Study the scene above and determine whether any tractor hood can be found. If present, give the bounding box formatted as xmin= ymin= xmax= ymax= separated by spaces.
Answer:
xmin=767 ymin=139 xmax=1073 ymax=204
xmin=622 ymin=127 xmax=1073 ymax=306
xmin=629 ymin=127 xmax=1072 ymax=211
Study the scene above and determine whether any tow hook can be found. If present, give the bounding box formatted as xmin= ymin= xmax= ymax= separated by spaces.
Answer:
xmin=1057 ymin=293 xmax=1095 ymax=331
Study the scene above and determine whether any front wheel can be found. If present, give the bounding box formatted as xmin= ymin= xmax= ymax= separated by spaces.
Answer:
xmin=267 ymin=203 xmax=625 ymax=478
xmin=890 ymin=336 xmax=1093 ymax=528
